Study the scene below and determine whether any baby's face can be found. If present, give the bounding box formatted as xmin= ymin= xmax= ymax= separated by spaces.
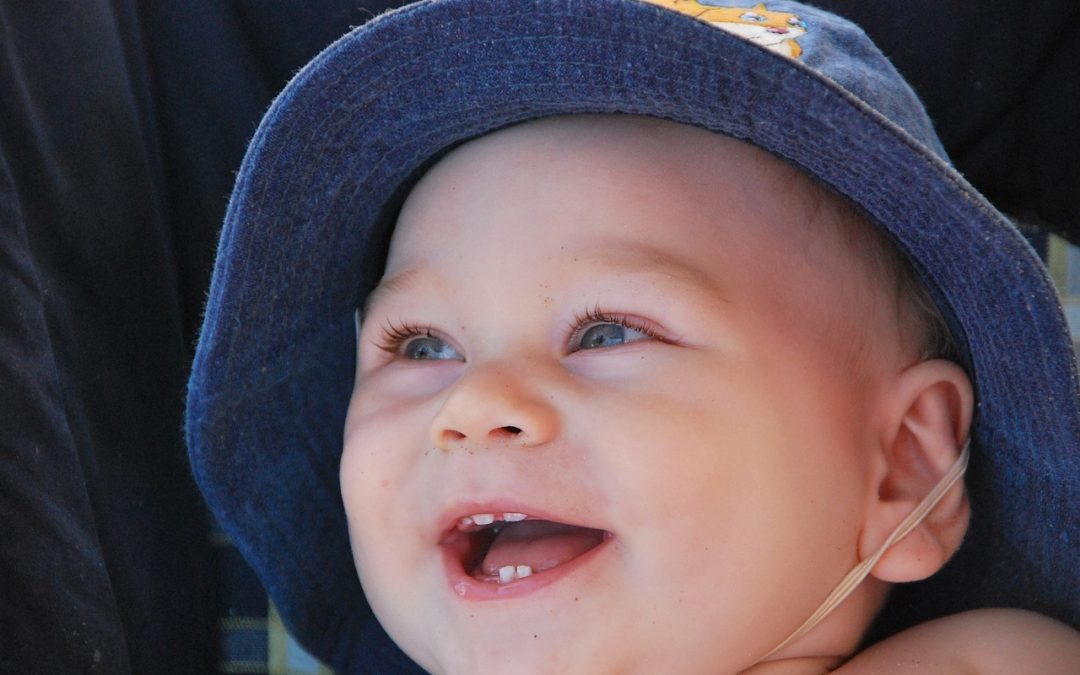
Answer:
xmin=342 ymin=116 xmax=896 ymax=673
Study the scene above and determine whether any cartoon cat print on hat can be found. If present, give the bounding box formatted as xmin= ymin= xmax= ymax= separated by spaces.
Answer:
xmin=644 ymin=0 xmax=807 ymax=58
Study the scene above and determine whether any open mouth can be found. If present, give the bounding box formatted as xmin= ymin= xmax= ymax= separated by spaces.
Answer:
xmin=440 ymin=511 xmax=609 ymax=586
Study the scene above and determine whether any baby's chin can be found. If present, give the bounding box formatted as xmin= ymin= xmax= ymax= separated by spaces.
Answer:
xmin=383 ymin=607 xmax=754 ymax=675
xmin=408 ymin=629 xmax=636 ymax=675
xmin=375 ymin=586 xmax=878 ymax=675
xmin=364 ymin=590 xmax=638 ymax=674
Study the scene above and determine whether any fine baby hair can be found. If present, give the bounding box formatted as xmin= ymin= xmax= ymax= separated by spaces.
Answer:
xmin=187 ymin=0 xmax=1080 ymax=672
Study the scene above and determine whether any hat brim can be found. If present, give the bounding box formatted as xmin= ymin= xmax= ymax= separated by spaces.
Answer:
xmin=187 ymin=0 xmax=1080 ymax=668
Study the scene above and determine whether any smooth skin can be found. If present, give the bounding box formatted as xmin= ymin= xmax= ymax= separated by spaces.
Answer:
xmin=340 ymin=115 xmax=1079 ymax=673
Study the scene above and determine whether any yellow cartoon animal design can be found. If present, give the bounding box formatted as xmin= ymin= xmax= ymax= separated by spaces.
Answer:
xmin=643 ymin=1 xmax=807 ymax=58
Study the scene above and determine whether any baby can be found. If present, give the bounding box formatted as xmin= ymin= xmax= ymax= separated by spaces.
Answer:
xmin=186 ymin=0 xmax=1080 ymax=673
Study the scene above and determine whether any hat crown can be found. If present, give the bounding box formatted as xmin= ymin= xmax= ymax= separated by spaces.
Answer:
xmin=637 ymin=0 xmax=948 ymax=159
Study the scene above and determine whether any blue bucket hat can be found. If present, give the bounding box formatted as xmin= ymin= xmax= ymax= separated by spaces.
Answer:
xmin=186 ymin=0 xmax=1080 ymax=670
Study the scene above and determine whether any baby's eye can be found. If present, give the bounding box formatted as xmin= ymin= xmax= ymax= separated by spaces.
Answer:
xmin=577 ymin=323 xmax=650 ymax=349
xmin=376 ymin=323 xmax=463 ymax=361
xmin=569 ymin=308 xmax=661 ymax=352
xmin=402 ymin=334 xmax=461 ymax=360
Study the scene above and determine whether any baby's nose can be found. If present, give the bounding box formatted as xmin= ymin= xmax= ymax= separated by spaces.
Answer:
xmin=429 ymin=363 xmax=559 ymax=451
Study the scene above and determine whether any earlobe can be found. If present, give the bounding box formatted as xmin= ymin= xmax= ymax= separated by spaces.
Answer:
xmin=862 ymin=359 xmax=974 ymax=583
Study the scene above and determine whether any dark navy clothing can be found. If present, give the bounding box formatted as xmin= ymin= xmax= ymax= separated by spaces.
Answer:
xmin=1 ymin=1 xmax=1077 ymax=673
xmin=0 ymin=3 xmax=402 ymax=672
xmin=825 ymin=0 xmax=1080 ymax=241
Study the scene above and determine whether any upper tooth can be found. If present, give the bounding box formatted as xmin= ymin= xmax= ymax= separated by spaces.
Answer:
xmin=471 ymin=513 xmax=495 ymax=526
xmin=456 ymin=512 xmax=529 ymax=531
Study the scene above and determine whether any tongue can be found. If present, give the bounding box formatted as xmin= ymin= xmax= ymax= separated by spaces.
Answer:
xmin=480 ymin=520 xmax=605 ymax=576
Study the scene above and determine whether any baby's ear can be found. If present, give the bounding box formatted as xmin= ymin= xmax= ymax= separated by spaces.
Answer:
xmin=862 ymin=359 xmax=974 ymax=583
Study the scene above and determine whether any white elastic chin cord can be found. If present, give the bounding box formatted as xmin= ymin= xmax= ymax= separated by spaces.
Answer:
xmin=762 ymin=441 xmax=971 ymax=660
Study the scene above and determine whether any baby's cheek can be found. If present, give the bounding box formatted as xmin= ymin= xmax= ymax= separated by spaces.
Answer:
xmin=339 ymin=444 xmax=380 ymax=563
xmin=340 ymin=448 xmax=412 ymax=616
xmin=341 ymin=384 xmax=427 ymax=488
xmin=340 ymin=417 xmax=406 ymax=559
xmin=340 ymin=402 xmax=433 ymax=570
xmin=340 ymin=426 xmax=382 ymax=509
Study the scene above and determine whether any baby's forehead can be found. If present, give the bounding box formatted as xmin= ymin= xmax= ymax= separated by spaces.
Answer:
xmin=386 ymin=115 xmax=860 ymax=270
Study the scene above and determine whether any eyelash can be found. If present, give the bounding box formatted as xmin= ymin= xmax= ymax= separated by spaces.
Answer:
xmin=567 ymin=305 xmax=664 ymax=348
xmin=373 ymin=306 xmax=664 ymax=357
xmin=374 ymin=320 xmax=440 ymax=356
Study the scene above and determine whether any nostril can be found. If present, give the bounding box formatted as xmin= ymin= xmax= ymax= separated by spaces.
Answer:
xmin=441 ymin=430 xmax=466 ymax=444
xmin=492 ymin=425 xmax=522 ymax=438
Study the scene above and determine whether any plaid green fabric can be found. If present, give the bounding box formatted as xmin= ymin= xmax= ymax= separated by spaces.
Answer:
xmin=1048 ymin=235 xmax=1080 ymax=357
xmin=211 ymin=520 xmax=334 ymax=674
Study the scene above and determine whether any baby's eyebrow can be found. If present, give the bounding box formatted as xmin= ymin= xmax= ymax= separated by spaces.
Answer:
xmin=360 ymin=267 xmax=422 ymax=321
xmin=584 ymin=237 xmax=721 ymax=297
xmin=359 ymin=238 xmax=722 ymax=322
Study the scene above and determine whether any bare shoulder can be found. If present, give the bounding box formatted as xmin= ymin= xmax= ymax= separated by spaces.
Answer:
xmin=836 ymin=608 xmax=1080 ymax=674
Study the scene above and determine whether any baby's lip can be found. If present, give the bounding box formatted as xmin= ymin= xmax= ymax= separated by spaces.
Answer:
xmin=436 ymin=500 xmax=613 ymax=600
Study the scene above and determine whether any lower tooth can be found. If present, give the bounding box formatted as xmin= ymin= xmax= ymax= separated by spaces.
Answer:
xmin=496 ymin=565 xmax=534 ymax=584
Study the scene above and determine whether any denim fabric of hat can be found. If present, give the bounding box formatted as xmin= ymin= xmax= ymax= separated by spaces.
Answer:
xmin=186 ymin=0 xmax=1080 ymax=670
